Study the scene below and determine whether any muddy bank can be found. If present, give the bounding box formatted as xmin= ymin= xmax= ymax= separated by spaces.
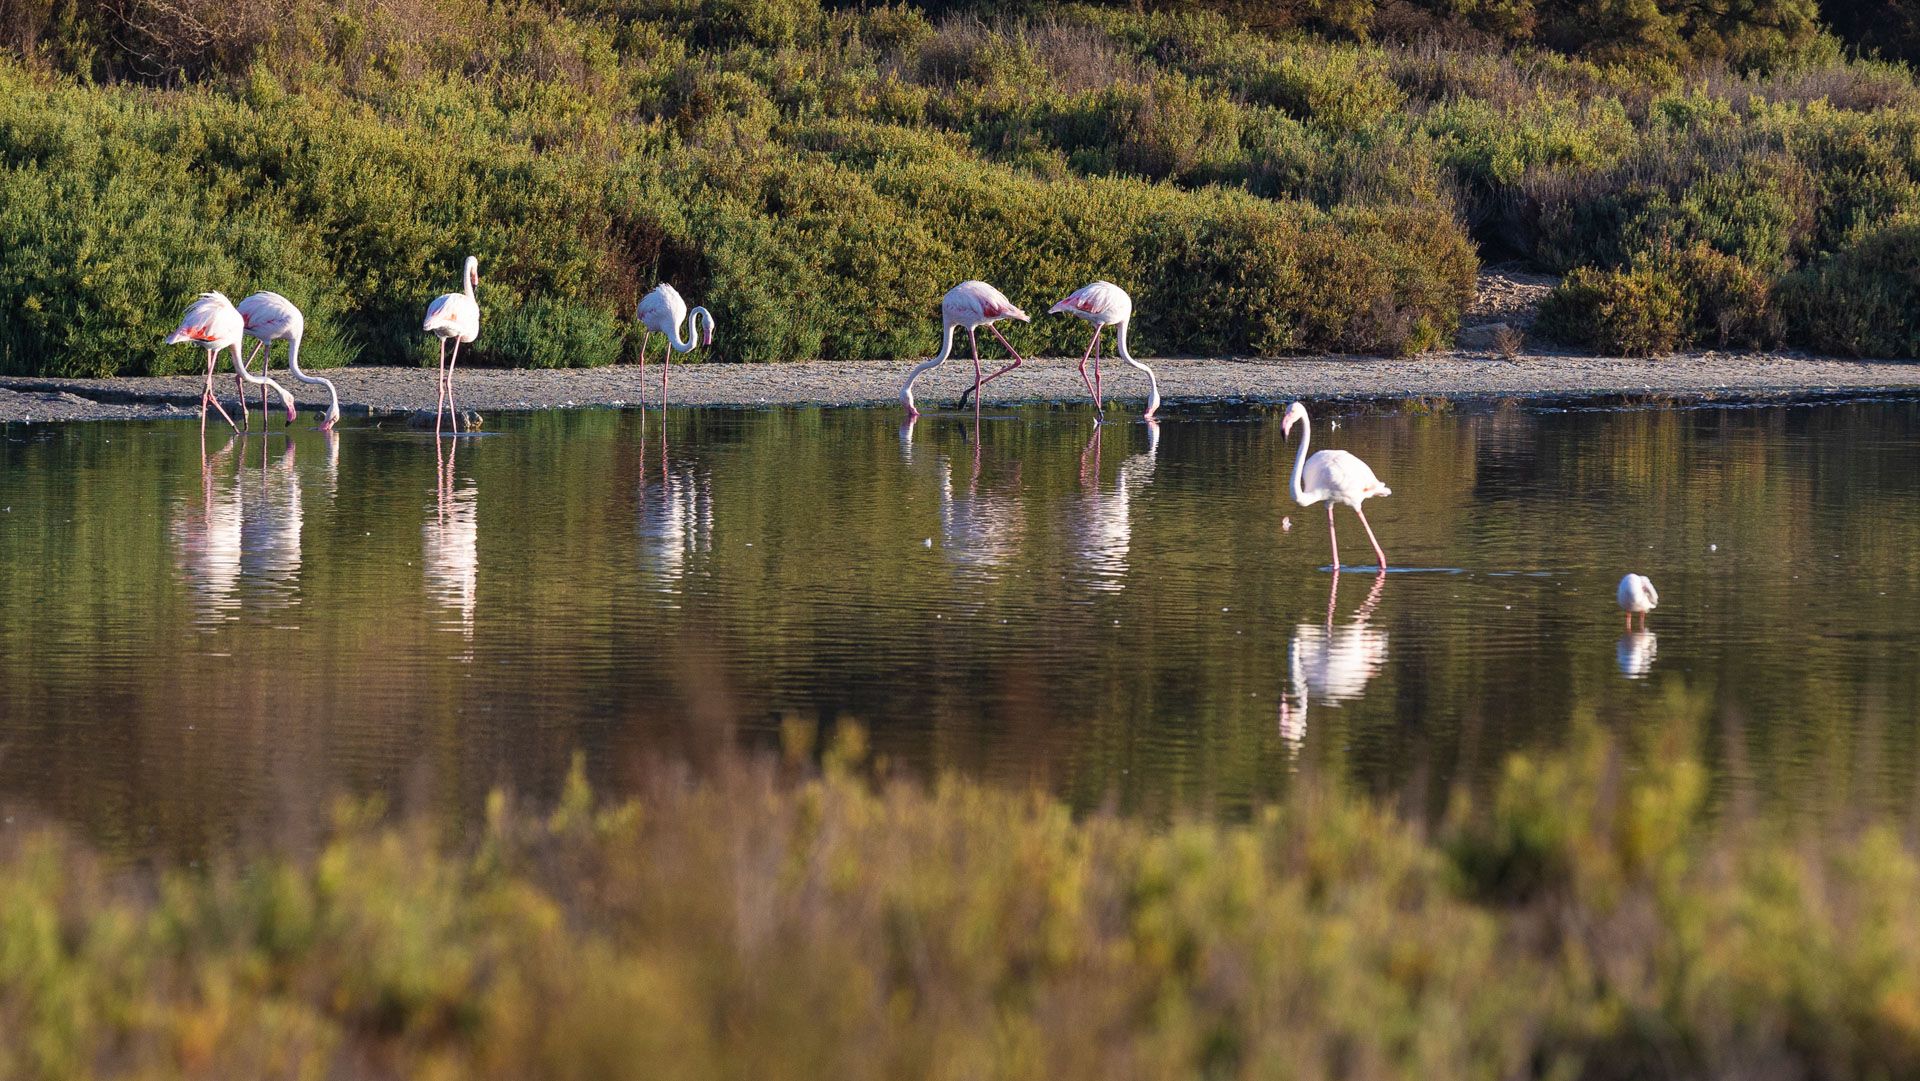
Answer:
xmin=3 ymin=351 xmax=1918 ymax=423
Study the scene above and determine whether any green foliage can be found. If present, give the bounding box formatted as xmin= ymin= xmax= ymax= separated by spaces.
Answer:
xmin=2 ymin=722 xmax=1920 ymax=1078
xmin=1537 ymin=243 xmax=1781 ymax=355
xmin=1778 ymin=215 xmax=1920 ymax=356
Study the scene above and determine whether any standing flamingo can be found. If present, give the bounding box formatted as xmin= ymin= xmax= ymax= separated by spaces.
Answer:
xmin=1282 ymin=401 xmax=1392 ymax=571
xmin=166 ymin=292 xmax=296 ymax=434
xmin=961 ymin=280 xmax=1161 ymax=419
xmin=238 ymin=292 xmax=341 ymax=430
xmin=635 ymin=283 xmax=714 ymax=407
xmin=899 ymin=281 xmax=1031 ymax=417
xmin=422 ymin=256 xmax=480 ymax=434
xmin=1617 ymin=574 xmax=1658 ymax=630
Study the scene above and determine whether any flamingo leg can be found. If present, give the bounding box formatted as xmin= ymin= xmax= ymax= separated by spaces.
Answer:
xmin=661 ymin=346 xmax=669 ymax=408
xmin=447 ymin=339 xmax=463 ymax=434
xmin=1353 ymin=503 xmax=1387 ymax=572
xmin=434 ymin=338 xmax=447 ymax=436
xmin=1075 ymin=328 xmax=1099 ymax=406
xmin=1326 ymin=502 xmax=1340 ymax=571
xmin=969 ymin=327 xmax=983 ymax=414
xmin=1093 ymin=331 xmax=1104 ymax=410
xmin=204 ymin=348 xmax=238 ymax=431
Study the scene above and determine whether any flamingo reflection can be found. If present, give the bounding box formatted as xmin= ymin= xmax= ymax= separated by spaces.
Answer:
xmin=1616 ymin=631 xmax=1658 ymax=679
xmin=636 ymin=411 xmax=712 ymax=587
xmin=906 ymin=415 xmax=1022 ymax=572
xmin=1071 ymin=420 xmax=1159 ymax=589
xmin=1279 ymin=571 xmax=1388 ymax=757
xmin=237 ymin=437 xmax=304 ymax=607
xmin=424 ymin=434 xmax=479 ymax=644
xmin=172 ymin=435 xmax=244 ymax=621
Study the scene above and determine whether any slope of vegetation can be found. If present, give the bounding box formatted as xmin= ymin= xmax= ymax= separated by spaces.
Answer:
xmin=4 ymin=718 xmax=1920 ymax=1079
xmin=5 ymin=0 xmax=1920 ymax=373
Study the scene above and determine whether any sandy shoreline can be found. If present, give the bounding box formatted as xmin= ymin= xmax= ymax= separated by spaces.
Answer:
xmin=3 ymin=351 xmax=1919 ymax=423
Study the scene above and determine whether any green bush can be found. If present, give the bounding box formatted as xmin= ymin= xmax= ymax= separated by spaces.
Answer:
xmin=1778 ymin=215 xmax=1920 ymax=356
xmin=1537 ymin=262 xmax=1692 ymax=355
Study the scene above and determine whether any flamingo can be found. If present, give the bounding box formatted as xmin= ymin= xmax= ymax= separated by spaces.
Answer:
xmin=238 ymin=292 xmax=341 ymax=430
xmin=1281 ymin=401 xmax=1392 ymax=571
xmin=422 ymin=256 xmax=480 ymax=434
xmin=1617 ymin=573 xmax=1658 ymax=630
xmin=635 ymin=283 xmax=714 ymax=406
xmin=166 ymin=292 xmax=296 ymax=434
xmin=899 ymin=281 xmax=1030 ymax=417
xmin=963 ymin=280 xmax=1161 ymax=419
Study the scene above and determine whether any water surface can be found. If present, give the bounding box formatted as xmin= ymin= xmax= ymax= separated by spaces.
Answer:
xmin=3 ymin=400 xmax=1918 ymax=854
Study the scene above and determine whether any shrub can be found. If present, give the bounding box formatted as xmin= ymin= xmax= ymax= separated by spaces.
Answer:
xmin=1536 ymin=243 xmax=1782 ymax=355
xmin=1778 ymin=215 xmax=1920 ymax=357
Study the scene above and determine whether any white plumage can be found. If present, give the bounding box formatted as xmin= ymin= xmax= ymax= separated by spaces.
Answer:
xmin=1617 ymin=573 xmax=1659 ymax=629
xmin=239 ymin=291 xmax=340 ymax=430
xmin=1042 ymin=280 xmax=1161 ymax=419
xmin=900 ymin=280 xmax=1032 ymax=416
xmin=422 ymin=256 xmax=480 ymax=433
xmin=634 ymin=282 xmax=715 ymax=407
xmin=167 ymin=291 xmax=295 ymax=430
xmin=1281 ymin=401 xmax=1392 ymax=570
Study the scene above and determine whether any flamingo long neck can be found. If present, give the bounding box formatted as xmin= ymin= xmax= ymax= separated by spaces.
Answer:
xmin=1289 ymin=412 xmax=1313 ymax=505
xmin=1114 ymin=320 xmax=1161 ymax=417
xmin=230 ymin=342 xmax=294 ymax=413
xmin=283 ymin=336 xmax=341 ymax=427
xmin=667 ymin=306 xmax=704 ymax=353
xmin=900 ymin=322 xmax=958 ymax=411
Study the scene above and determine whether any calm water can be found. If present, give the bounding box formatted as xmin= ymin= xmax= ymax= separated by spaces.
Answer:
xmin=4 ymin=400 xmax=1919 ymax=854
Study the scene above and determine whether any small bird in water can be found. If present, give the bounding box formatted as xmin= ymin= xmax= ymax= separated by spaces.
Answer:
xmin=1617 ymin=573 xmax=1658 ymax=630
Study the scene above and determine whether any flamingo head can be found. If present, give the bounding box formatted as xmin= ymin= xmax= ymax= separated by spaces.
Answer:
xmin=319 ymin=402 xmax=340 ymax=430
xmin=1281 ymin=401 xmax=1308 ymax=437
xmin=466 ymin=256 xmax=480 ymax=289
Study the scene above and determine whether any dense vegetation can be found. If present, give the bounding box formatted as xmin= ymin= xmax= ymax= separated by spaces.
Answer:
xmin=7 ymin=0 xmax=1920 ymax=372
xmin=4 ymin=718 xmax=1919 ymax=1078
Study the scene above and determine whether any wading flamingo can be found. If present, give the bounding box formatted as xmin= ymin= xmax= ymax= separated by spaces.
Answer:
xmin=900 ymin=281 xmax=1030 ymax=417
xmin=238 ymin=292 xmax=341 ymax=430
xmin=963 ymin=280 xmax=1161 ymax=418
xmin=423 ymin=256 xmax=480 ymax=434
xmin=1282 ymin=401 xmax=1391 ymax=571
xmin=1617 ymin=573 xmax=1658 ymax=631
xmin=635 ymin=283 xmax=714 ymax=406
xmin=166 ymin=292 xmax=296 ymax=434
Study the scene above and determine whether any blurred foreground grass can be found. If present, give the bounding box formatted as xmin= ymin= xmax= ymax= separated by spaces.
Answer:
xmin=3 ymin=714 xmax=1918 ymax=1080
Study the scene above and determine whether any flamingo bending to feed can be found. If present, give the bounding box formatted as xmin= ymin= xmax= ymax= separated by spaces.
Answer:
xmin=900 ymin=280 xmax=1030 ymax=417
xmin=635 ymin=283 xmax=714 ymax=406
xmin=423 ymin=256 xmax=480 ymax=434
xmin=1282 ymin=401 xmax=1392 ymax=571
xmin=166 ymin=292 xmax=296 ymax=433
xmin=1617 ymin=574 xmax=1658 ymax=630
xmin=238 ymin=292 xmax=341 ymax=430
xmin=963 ymin=280 xmax=1161 ymax=419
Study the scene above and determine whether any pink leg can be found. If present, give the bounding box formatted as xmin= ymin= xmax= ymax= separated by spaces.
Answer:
xmin=259 ymin=344 xmax=270 ymax=427
xmin=447 ymin=339 xmax=463 ymax=434
xmin=661 ymin=348 xmax=669 ymax=407
xmin=1075 ymin=328 xmax=1098 ymax=404
xmin=957 ymin=323 xmax=1028 ymax=409
xmin=434 ymin=338 xmax=447 ymax=436
xmin=1092 ymin=333 xmax=1104 ymax=409
xmin=1354 ymin=503 xmax=1387 ymax=571
xmin=205 ymin=349 xmax=238 ymax=431
xmin=1326 ymin=502 xmax=1340 ymax=570
xmin=969 ymin=327 xmax=983 ymax=413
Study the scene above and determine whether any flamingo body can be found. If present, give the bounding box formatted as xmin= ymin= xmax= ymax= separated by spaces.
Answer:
xmin=634 ymin=282 xmax=714 ymax=407
xmin=1050 ymin=280 xmax=1131 ymax=326
xmin=1618 ymin=573 xmax=1658 ymax=630
xmin=423 ymin=256 xmax=479 ymax=433
xmin=1282 ymin=401 xmax=1391 ymax=570
xmin=900 ymin=281 xmax=1032 ymax=416
xmin=239 ymin=291 xmax=340 ymax=429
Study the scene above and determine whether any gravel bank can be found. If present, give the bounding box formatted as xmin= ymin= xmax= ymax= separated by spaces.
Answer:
xmin=4 ymin=351 xmax=1919 ymax=423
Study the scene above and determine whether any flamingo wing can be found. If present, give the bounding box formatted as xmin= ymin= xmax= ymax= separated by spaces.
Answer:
xmin=1304 ymin=449 xmax=1389 ymax=504
xmin=1050 ymin=281 xmax=1130 ymax=323
xmin=167 ymin=293 xmax=242 ymax=346
xmin=636 ymin=283 xmax=687 ymax=333
xmin=948 ymin=280 xmax=1029 ymax=323
xmin=238 ymin=292 xmax=303 ymax=340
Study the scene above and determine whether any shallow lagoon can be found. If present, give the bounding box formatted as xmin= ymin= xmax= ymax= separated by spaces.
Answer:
xmin=3 ymin=399 xmax=1918 ymax=854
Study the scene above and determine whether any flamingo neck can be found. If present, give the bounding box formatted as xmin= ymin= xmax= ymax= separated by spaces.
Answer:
xmin=900 ymin=322 xmax=958 ymax=412
xmin=1289 ymin=412 xmax=1312 ymax=505
xmin=283 ymin=336 xmax=341 ymax=427
xmin=231 ymin=343 xmax=296 ymax=416
xmin=1114 ymin=320 xmax=1161 ymax=417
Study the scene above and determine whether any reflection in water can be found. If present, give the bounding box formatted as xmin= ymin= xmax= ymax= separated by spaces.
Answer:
xmin=936 ymin=420 xmax=1023 ymax=572
xmin=423 ymin=435 xmax=478 ymax=645
xmin=1617 ymin=632 xmax=1658 ymax=679
xmin=1071 ymin=421 xmax=1159 ymax=589
xmin=636 ymin=412 xmax=712 ymax=589
xmin=172 ymin=436 xmax=243 ymax=621
xmin=1279 ymin=572 xmax=1389 ymax=758
xmin=238 ymin=439 xmax=303 ymax=607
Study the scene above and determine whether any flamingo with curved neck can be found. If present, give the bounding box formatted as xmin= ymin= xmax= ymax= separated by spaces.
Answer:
xmin=423 ymin=256 xmax=481 ymax=434
xmin=239 ymin=292 xmax=340 ymax=430
xmin=900 ymin=280 xmax=1030 ymax=417
xmin=635 ymin=283 xmax=715 ymax=407
xmin=1283 ymin=401 xmax=1392 ymax=571
xmin=962 ymin=280 xmax=1161 ymax=419
xmin=167 ymin=292 xmax=296 ymax=433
